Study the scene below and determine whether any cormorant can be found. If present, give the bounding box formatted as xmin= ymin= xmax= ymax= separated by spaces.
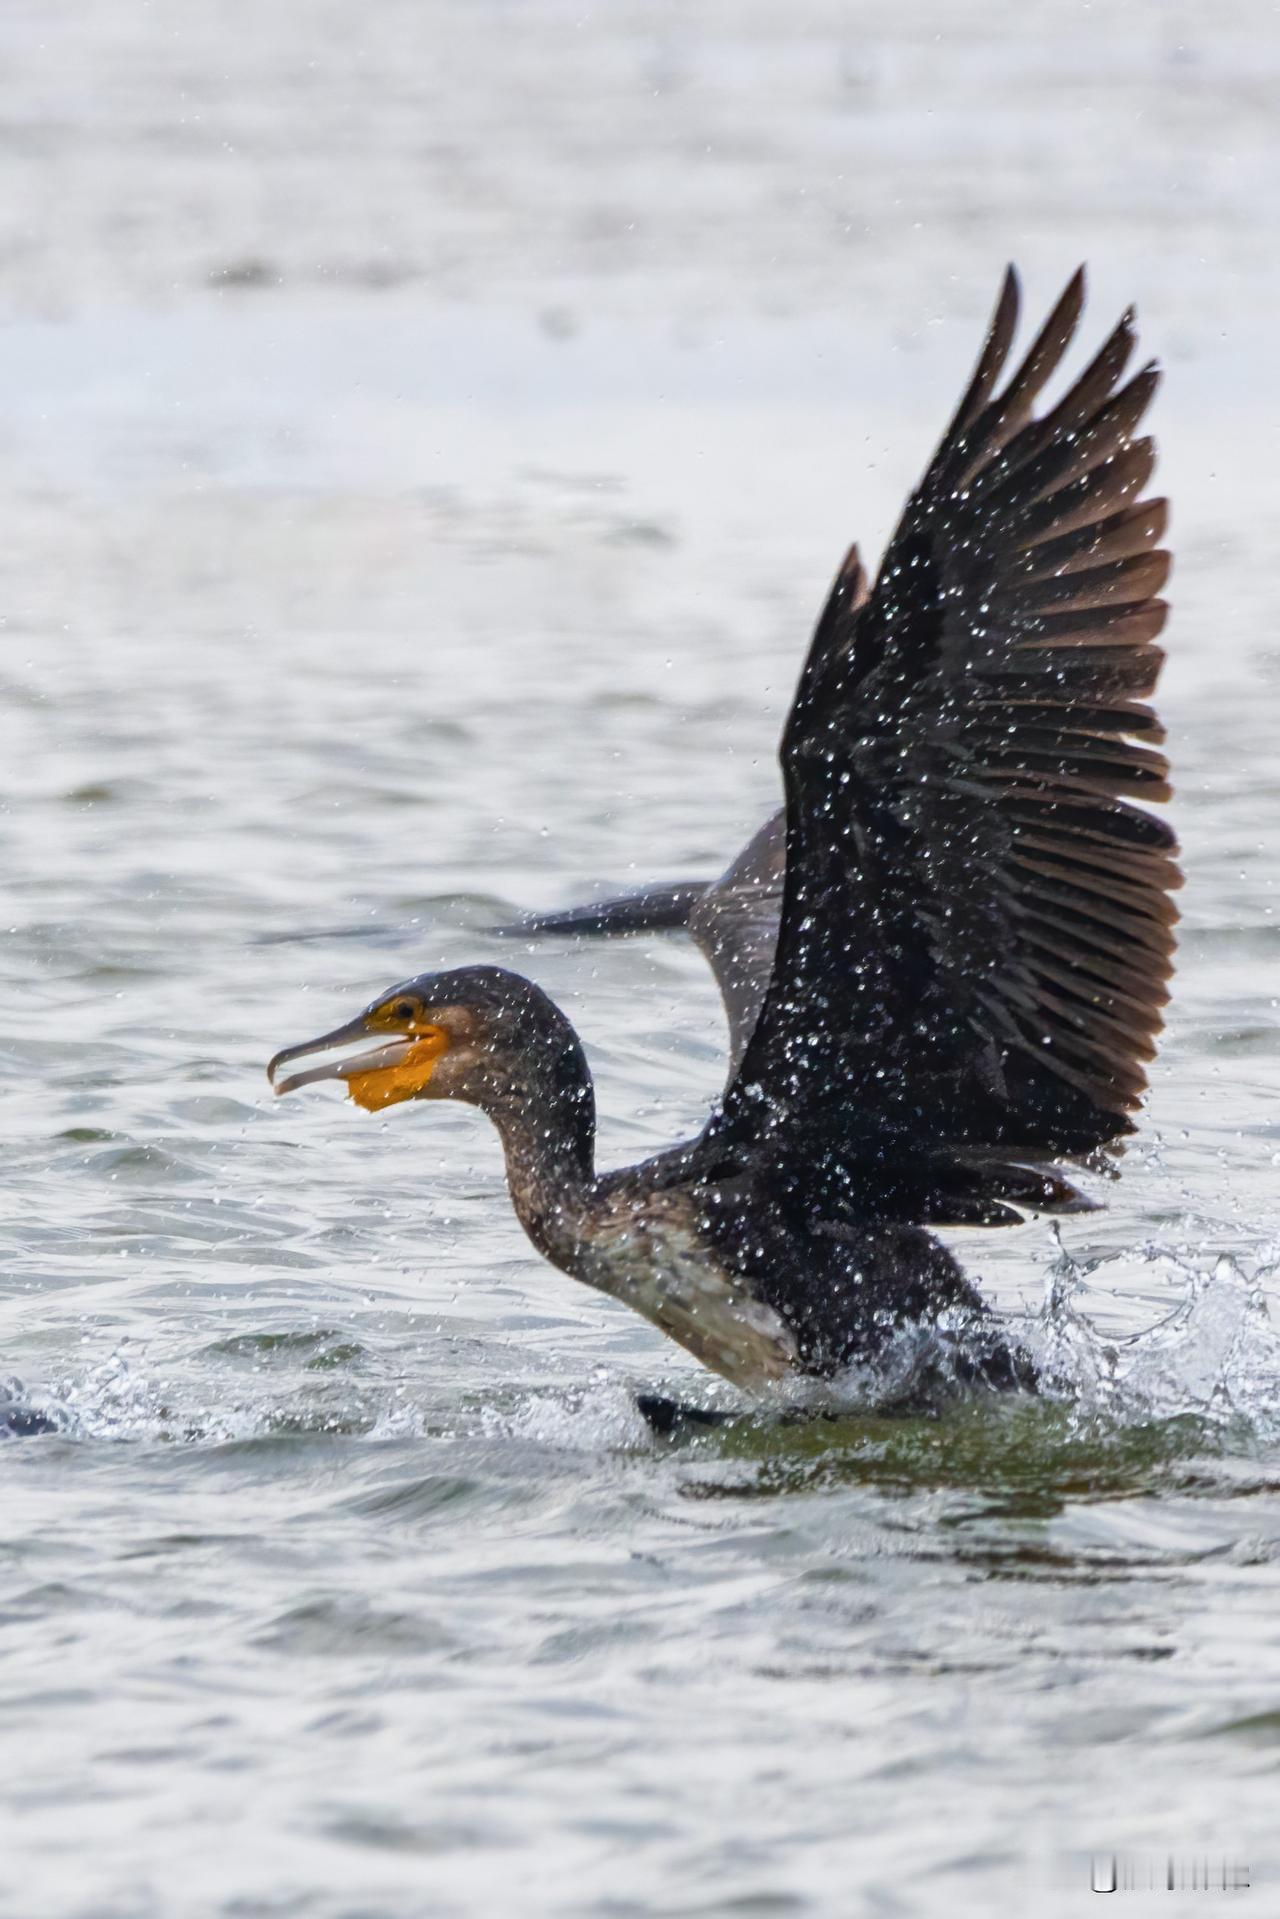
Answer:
xmin=269 ymin=268 xmax=1178 ymax=1405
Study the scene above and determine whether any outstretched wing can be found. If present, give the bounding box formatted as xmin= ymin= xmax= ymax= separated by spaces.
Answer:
xmin=706 ymin=266 xmax=1179 ymax=1225
xmin=682 ymin=811 xmax=785 ymax=1071
xmin=502 ymin=882 xmax=709 ymax=941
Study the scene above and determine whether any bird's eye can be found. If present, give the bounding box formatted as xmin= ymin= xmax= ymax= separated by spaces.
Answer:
xmin=392 ymin=999 xmax=418 ymax=1022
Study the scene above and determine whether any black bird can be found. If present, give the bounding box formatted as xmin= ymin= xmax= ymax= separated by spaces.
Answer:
xmin=269 ymin=268 xmax=1178 ymax=1405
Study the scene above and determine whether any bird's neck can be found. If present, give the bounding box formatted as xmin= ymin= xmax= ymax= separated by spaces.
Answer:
xmin=480 ymin=1030 xmax=599 ymax=1272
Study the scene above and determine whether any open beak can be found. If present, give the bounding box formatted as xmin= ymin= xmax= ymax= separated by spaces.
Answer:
xmin=269 ymin=1015 xmax=407 ymax=1094
xmin=267 ymin=1015 xmax=449 ymax=1109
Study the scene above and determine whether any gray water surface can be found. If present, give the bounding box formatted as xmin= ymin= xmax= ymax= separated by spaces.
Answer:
xmin=3 ymin=5 xmax=1280 ymax=1915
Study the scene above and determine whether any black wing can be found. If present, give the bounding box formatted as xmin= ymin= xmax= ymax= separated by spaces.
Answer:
xmin=503 ymin=882 xmax=708 ymax=940
xmin=704 ymin=266 xmax=1179 ymax=1226
xmin=682 ymin=811 xmax=785 ymax=1072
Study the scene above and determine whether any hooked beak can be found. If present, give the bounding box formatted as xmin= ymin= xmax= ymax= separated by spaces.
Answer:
xmin=269 ymin=1014 xmax=401 ymax=1094
xmin=267 ymin=1014 xmax=450 ymax=1110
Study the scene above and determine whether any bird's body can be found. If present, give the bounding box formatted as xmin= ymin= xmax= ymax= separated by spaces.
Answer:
xmin=270 ymin=267 xmax=1178 ymax=1407
xmin=459 ymin=1014 xmax=986 ymax=1389
xmin=571 ymin=1178 xmax=1012 ymax=1395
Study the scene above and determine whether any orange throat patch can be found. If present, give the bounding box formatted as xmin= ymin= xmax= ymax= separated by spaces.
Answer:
xmin=346 ymin=1029 xmax=449 ymax=1112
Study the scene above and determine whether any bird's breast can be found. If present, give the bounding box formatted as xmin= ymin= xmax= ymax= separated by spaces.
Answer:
xmin=582 ymin=1205 xmax=799 ymax=1390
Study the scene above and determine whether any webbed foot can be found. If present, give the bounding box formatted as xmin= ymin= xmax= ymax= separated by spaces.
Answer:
xmin=634 ymin=1393 xmax=734 ymax=1437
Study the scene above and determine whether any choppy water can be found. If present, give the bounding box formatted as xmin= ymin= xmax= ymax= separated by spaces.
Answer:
xmin=3 ymin=4 xmax=1280 ymax=1914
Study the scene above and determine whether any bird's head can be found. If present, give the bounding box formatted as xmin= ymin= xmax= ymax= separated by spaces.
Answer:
xmin=267 ymin=965 xmax=555 ymax=1114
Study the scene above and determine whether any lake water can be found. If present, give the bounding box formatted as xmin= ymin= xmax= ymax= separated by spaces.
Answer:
xmin=2 ymin=3 xmax=1280 ymax=1914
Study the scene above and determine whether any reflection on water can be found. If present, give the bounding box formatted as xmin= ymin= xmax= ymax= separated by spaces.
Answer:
xmin=2 ymin=1 xmax=1280 ymax=1913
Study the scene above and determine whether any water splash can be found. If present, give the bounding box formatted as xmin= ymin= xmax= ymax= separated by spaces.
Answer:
xmin=44 ymin=1344 xmax=252 ymax=1444
xmin=1024 ymin=1235 xmax=1280 ymax=1440
xmin=24 ymin=1342 xmax=415 ymax=1446
xmin=476 ymin=1369 xmax=654 ymax=1450
xmin=10 ymin=1248 xmax=1280 ymax=1453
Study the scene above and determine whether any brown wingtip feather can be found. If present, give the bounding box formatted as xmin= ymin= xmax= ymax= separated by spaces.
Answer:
xmin=835 ymin=541 xmax=866 ymax=594
xmin=900 ymin=269 xmax=1179 ymax=1147
xmin=945 ymin=266 xmax=1022 ymax=444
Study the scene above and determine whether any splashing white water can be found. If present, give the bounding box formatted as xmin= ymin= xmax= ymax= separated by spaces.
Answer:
xmin=9 ymin=1248 xmax=1280 ymax=1449
xmin=1024 ymin=1237 xmax=1280 ymax=1438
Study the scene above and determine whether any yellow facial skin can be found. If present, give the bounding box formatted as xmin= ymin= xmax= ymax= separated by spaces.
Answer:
xmin=345 ymin=1024 xmax=450 ymax=1112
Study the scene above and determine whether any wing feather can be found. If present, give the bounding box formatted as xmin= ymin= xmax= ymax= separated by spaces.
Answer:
xmin=705 ymin=267 xmax=1179 ymax=1224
